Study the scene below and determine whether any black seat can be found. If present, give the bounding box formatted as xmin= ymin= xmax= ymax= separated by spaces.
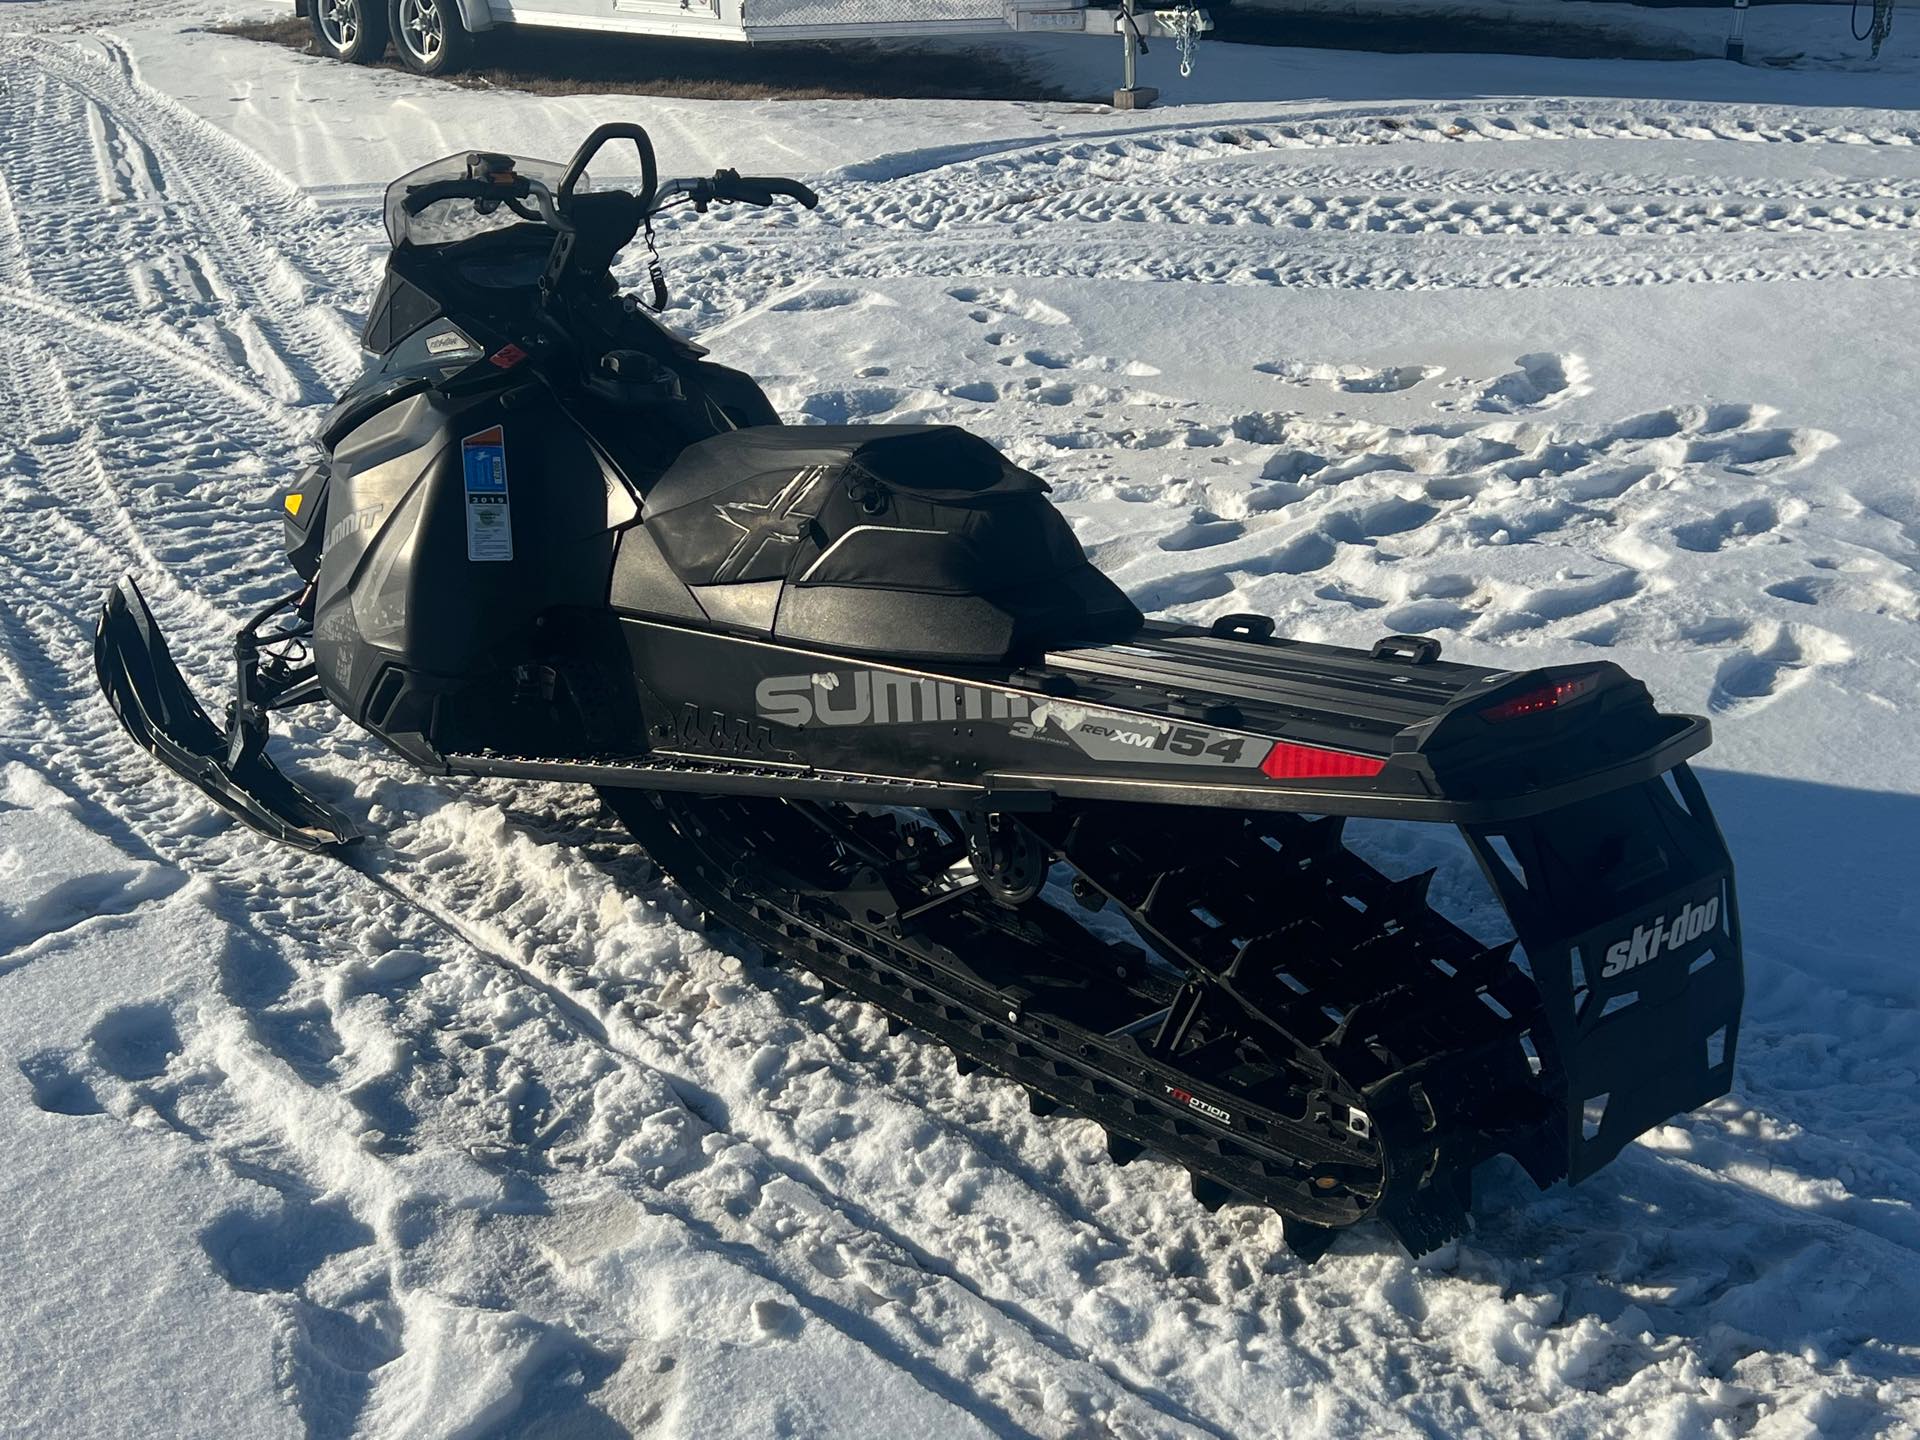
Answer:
xmin=637 ymin=424 xmax=1141 ymax=662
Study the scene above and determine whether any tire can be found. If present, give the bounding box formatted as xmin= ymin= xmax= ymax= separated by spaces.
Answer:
xmin=308 ymin=0 xmax=389 ymax=64
xmin=389 ymin=0 xmax=475 ymax=75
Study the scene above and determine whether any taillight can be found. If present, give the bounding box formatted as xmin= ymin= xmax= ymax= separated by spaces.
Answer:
xmin=1481 ymin=672 xmax=1599 ymax=722
xmin=1260 ymin=740 xmax=1386 ymax=780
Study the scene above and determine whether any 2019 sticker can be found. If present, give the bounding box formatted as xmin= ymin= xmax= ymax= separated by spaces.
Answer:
xmin=461 ymin=425 xmax=513 ymax=562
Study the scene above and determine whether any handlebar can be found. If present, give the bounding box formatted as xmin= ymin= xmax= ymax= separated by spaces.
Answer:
xmin=655 ymin=169 xmax=818 ymax=214
xmin=400 ymin=126 xmax=818 ymax=319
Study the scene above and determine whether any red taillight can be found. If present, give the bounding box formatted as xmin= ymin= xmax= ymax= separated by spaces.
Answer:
xmin=1259 ymin=740 xmax=1386 ymax=780
xmin=1481 ymin=673 xmax=1599 ymax=723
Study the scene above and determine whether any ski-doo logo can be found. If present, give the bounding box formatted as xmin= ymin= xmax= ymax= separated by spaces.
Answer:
xmin=1600 ymin=895 xmax=1721 ymax=979
xmin=756 ymin=671 xmax=1032 ymax=728
xmin=1165 ymin=1084 xmax=1231 ymax=1126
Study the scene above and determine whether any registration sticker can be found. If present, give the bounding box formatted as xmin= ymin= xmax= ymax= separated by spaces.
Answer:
xmin=461 ymin=425 xmax=513 ymax=562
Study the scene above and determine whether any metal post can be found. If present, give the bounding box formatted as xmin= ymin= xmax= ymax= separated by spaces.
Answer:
xmin=1114 ymin=0 xmax=1158 ymax=109
xmin=1725 ymin=0 xmax=1749 ymax=61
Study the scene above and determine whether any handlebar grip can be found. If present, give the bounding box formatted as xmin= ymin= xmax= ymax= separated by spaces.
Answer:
xmin=712 ymin=172 xmax=820 ymax=210
xmin=402 ymin=175 xmax=533 ymax=215
xmin=720 ymin=178 xmax=777 ymax=207
xmin=752 ymin=176 xmax=819 ymax=209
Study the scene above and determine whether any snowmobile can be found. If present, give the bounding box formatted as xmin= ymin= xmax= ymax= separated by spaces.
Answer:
xmin=96 ymin=124 xmax=1743 ymax=1258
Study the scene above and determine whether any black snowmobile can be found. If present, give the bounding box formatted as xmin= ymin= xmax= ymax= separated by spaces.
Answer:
xmin=97 ymin=125 xmax=1742 ymax=1258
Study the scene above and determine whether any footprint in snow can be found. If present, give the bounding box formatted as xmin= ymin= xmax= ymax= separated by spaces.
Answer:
xmin=88 ymin=1001 xmax=182 ymax=1082
xmin=198 ymin=1195 xmax=376 ymax=1293
xmin=19 ymin=1050 xmax=105 ymax=1117
xmin=1673 ymin=498 xmax=1784 ymax=554
xmin=1464 ymin=352 xmax=1590 ymax=414
xmin=1706 ymin=622 xmax=1853 ymax=716
xmin=752 ymin=1298 xmax=804 ymax=1338
xmin=1255 ymin=359 xmax=1442 ymax=393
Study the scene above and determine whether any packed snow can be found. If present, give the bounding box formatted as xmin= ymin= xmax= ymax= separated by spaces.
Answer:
xmin=2 ymin=2 xmax=1918 ymax=1436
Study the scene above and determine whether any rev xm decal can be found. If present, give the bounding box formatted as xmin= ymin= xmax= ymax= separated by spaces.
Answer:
xmin=1034 ymin=699 xmax=1266 ymax=771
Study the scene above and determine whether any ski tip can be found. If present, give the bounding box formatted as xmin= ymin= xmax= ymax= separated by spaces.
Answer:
xmin=101 ymin=571 xmax=147 ymax=611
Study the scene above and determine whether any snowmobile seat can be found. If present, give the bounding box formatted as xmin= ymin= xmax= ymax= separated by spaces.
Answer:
xmin=623 ymin=424 xmax=1142 ymax=662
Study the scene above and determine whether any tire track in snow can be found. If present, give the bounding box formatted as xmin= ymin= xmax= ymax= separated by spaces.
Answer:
xmin=1194 ymin=156 xmax=1920 ymax=206
xmin=0 ymin=171 xmax=28 ymax=286
xmin=835 ymin=100 xmax=1920 ymax=186
xmin=654 ymin=103 xmax=1920 ymax=328
xmin=3 ymin=34 xmax=364 ymax=406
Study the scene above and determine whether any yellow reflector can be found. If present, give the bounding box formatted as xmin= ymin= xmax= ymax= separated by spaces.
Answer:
xmin=284 ymin=492 xmax=302 ymax=516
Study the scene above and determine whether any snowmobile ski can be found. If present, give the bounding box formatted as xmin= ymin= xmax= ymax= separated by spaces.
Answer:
xmin=95 ymin=578 xmax=359 ymax=852
xmin=94 ymin=125 xmax=1745 ymax=1257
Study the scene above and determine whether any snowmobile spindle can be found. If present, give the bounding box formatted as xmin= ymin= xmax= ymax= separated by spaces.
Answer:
xmin=95 ymin=121 xmax=1743 ymax=1259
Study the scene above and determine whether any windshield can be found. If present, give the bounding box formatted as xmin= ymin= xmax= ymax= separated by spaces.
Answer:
xmin=382 ymin=154 xmax=573 ymax=248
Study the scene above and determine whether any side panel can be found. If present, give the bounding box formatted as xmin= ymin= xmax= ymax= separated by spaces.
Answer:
xmin=623 ymin=620 xmax=1287 ymax=789
xmin=313 ymin=387 xmax=632 ymax=756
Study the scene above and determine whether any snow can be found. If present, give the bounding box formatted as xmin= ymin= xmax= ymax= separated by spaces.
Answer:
xmin=3 ymin=2 xmax=1920 ymax=1436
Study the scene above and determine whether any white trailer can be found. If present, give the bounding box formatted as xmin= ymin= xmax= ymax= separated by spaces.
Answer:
xmin=299 ymin=0 xmax=1207 ymax=106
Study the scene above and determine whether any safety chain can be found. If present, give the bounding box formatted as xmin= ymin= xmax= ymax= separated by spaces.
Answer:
xmin=1167 ymin=0 xmax=1203 ymax=77
xmin=1853 ymin=0 xmax=1896 ymax=57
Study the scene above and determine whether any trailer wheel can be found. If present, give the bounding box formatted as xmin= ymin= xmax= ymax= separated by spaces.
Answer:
xmin=310 ymin=0 xmax=389 ymax=63
xmin=390 ymin=0 xmax=473 ymax=75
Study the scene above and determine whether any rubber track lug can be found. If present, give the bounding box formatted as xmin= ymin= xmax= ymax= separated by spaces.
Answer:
xmin=1107 ymin=1131 xmax=1146 ymax=1166
xmin=1284 ymin=1220 xmax=1338 ymax=1262
xmin=1190 ymin=1174 xmax=1234 ymax=1212
xmin=1390 ymin=869 xmax=1437 ymax=913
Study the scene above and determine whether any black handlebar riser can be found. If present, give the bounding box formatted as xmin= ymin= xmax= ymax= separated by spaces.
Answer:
xmin=559 ymin=122 xmax=659 ymax=215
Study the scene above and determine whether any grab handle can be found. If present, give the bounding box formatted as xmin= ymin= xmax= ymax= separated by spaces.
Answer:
xmin=559 ymin=123 xmax=659 ymax=214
